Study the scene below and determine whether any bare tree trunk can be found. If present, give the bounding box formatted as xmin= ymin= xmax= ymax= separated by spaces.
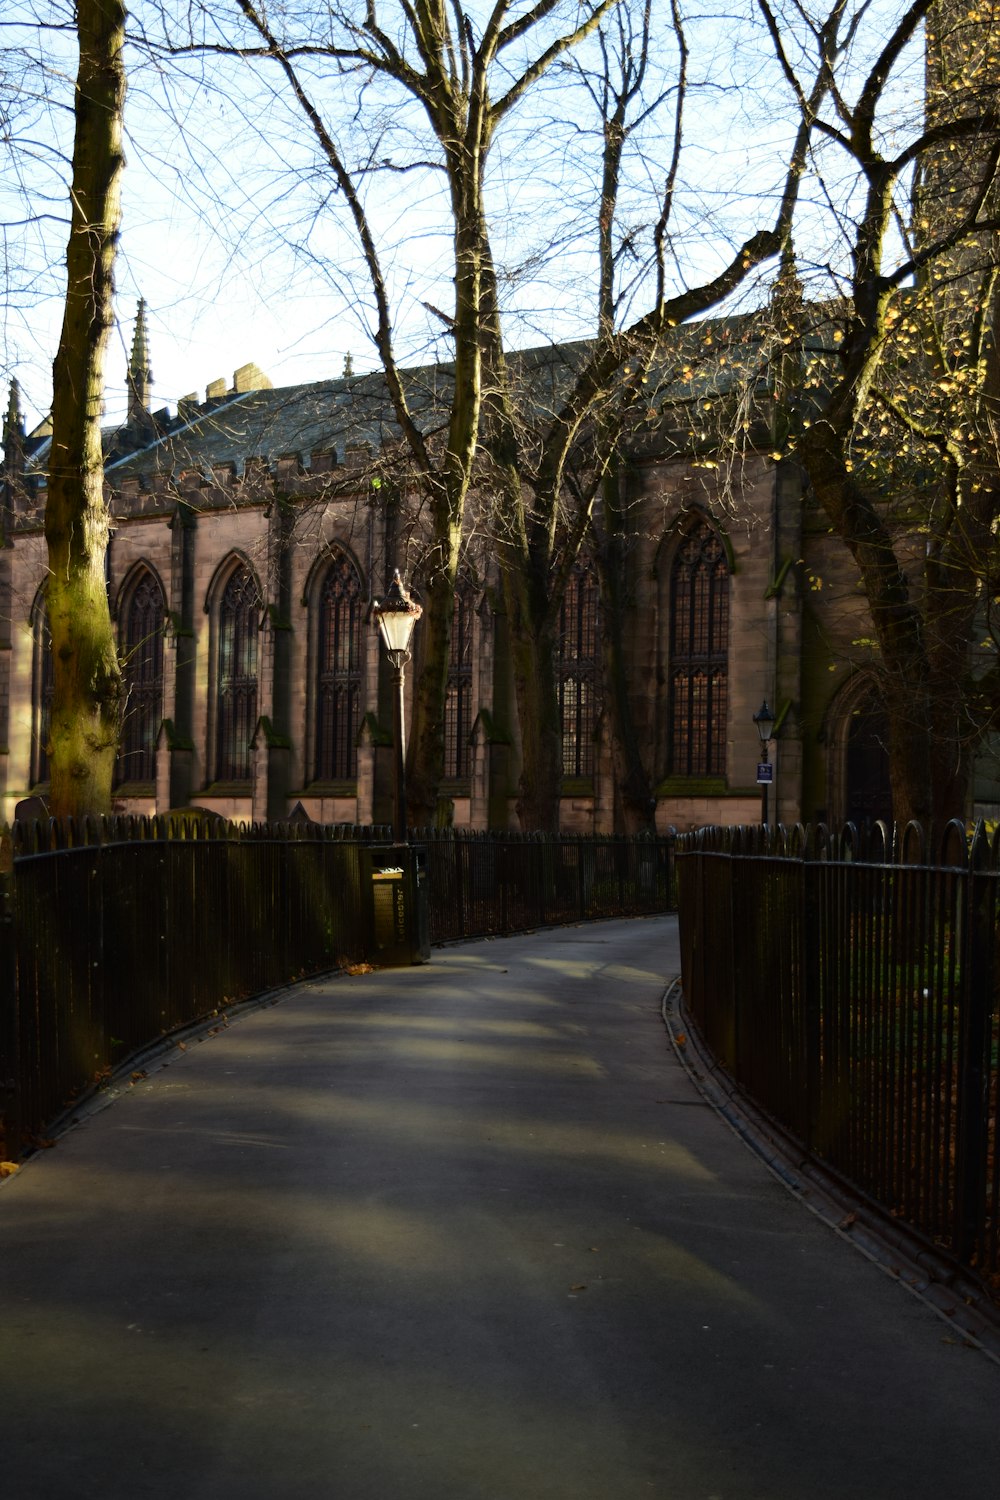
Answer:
xmin=593 ymin=468 xmax=655 ymax=833
xmin=478 ymin=274 xmax=567 ymax=831
xmin=44 ymin=0 xmax=126 ymax=817
xmin=406 ymin=527 xmax=461 ymax=828
xmin=924 ymin=537 xmax=979 ymax=821
xmin=798 ymin=418 xmax=935 ymax=824
xmin=500 ymin=548 xmax=564 ymax=832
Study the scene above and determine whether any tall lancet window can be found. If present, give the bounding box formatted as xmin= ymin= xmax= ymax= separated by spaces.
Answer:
xmin=444 ymin=584 xmax=474 ymax=780
xmin=216 ymin=565 xmax=260 ymax=781
xmin=559 ymin=562 xmax=600 ymax=778
xmin=117 ymin=570 xmax=165 ymax=783
xmin=668 ymin=520 xmax=730 ymax=776
xmin=315 ymin=551 xmax=363 ymax=780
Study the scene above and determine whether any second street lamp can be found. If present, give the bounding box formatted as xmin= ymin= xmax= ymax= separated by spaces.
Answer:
xmin=753 ymin=699 xmax=775 ymax=828
xmin=371 ymin=570 xmax=423 ymax=845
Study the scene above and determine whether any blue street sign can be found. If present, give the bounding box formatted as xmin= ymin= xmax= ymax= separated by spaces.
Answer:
xmin=757 ymin=762 xmax=773 ymax=784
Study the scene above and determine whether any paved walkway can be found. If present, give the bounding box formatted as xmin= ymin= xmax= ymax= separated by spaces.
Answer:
xmin=4 ymin=916 xmax=1000 ymax=1499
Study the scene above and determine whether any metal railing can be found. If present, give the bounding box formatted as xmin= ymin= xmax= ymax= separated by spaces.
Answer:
xmin=676 ymin=820 xmax=1000 ymax=1279
xmin=418 ymin=827 xmax=673 ymax=941
xmin=1 ymin=816 xmax=674 ymax=1154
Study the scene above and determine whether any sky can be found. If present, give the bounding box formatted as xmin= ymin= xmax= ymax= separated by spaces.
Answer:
xmin=1 ymin=0 xmax=924 ymax=434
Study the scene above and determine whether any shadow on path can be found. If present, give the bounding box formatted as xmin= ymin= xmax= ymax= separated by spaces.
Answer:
xmin=3 ymin=916 xmax=999 ymax=1500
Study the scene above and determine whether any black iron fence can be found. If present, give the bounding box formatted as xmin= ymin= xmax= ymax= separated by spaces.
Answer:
xmin=1 ymin=816 xmax=674 ymax=1154
xmin=421 ymin=827 xmax=672 ymax=941
xmin=676 ymin=820 xmax=1000 ymax=1282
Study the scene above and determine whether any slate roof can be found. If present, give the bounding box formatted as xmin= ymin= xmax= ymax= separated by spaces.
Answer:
xmin=10 ymin=309 xmax=841 ymax=492
xmin=85 ymin=339 xmax=606 ymax=487
xmin=105 ymin=366 xmax=449 ymax=483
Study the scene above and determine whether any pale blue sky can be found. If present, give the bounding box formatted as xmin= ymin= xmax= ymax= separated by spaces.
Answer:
xmin=2 ymin=0 xmax=923 ymax=431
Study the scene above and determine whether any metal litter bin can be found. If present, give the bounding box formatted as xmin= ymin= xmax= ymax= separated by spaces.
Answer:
xmin=362 ymin=845 xmax=430 ymax=966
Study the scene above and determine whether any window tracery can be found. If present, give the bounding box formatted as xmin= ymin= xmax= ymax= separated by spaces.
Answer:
xmin=117 ymin=570 xmax=165 ymax=784
xmin=559 ymin=563 xmax=600 ymax=778
xmin=315 ymin=552 xmax=363 ymax=781
xmin=444 ymin=585 xmax=474 ymax=780
xmin=216 ymin=565 xmax=260 ymax=781
xmin=668 ymin=521 xmax=729 ymax=777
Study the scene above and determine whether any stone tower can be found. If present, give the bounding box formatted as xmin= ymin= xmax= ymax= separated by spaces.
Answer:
xmin=917 ymin=4 xmax=1000 ymax=293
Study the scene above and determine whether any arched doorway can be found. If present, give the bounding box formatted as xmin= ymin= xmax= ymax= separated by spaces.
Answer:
xmin=844 ymin=693 xmax=892 ymax=825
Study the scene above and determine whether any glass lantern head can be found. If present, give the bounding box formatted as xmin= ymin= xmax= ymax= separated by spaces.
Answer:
xmin=753 ymin=699 xmax=775 ymax=746
xmin=372 ymin=570 xmax=422 ymax=659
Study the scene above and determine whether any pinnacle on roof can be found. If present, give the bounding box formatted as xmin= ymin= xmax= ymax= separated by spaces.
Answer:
xmin=2 ymin=377 xmax=27 ymax=485
xmin=129 ymin=298 xmax=152 ymax=381
xmin=4 ymin=377 xmax=24 ymax=442
xmin=127 ymin=298 xmax=153 ymax=432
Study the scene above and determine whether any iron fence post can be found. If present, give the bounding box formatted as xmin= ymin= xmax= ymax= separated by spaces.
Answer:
xmin=955 ymin=860 xmax=994 ymax=1266
xmin=0 ymin=827 xmax=19 ymax=1162
xmin=696 ymin=843 xmax=708 ymax=1024
xmin=499 ymin=837 xmax=509 ymax=936
xmin=455 ymin=837 xmax=465 ymax=942
xmin=802 ymin=852 xmax=821 ymax=1154
xmin=726 ymin=849 xmax=740 ymax=1077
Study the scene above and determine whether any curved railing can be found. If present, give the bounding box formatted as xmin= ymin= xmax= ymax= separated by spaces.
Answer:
xmin=0 ymin=817 xmax=675 ymax=1155
xmin=676 ymin=819 xmax=1000 ymax=1284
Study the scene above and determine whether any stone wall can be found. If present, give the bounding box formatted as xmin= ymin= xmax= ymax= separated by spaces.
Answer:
xmin=0 ymin=433 xmax=888 ymax=832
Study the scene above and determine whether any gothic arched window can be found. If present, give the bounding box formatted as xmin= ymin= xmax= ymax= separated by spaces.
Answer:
xmin=444 ymin=585 xmax=475 ymax=780
xmin=216 ymin=565 xmax=260 ymax=781
xmin=315 ymin=552 xmax=363 ymax=781
xmin=559 ymin=562 xmax=600 ymax=778
xmin=31 ymin=593 xmax=53 ymax=787
xmin=668 ymin=520 xmax=730 ymax=776
xmin=117 ymin=570 xmax=165 ymax=784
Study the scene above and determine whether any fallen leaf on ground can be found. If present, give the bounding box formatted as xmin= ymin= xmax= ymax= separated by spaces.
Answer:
xmin=0 ymin=1162 xmax=19 ymax=1177
xmin=570 ymin=1284 xmax=588 ymax=1292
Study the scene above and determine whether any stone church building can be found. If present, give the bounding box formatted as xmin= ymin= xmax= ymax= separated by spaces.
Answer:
xmin=0 ymin=304 xmax=906 ymax=832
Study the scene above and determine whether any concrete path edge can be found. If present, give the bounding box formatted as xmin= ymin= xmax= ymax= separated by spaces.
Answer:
xmin=660 ymin=977 xmax=1000 ymax=1366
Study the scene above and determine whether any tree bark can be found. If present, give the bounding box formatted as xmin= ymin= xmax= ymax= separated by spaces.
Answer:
xmin=503 ymin=567 xmax=563 ymax=832
xmin=44 ymin=0 xmax=126 ymax=817
xmin=406 ymin=530 xmax=461 ymax=828
xmin=477 ymin=246 xmax=567 ymax=831
xmin=797 ymin=418 xmax=937 ymax=823
xmin=592 ymin=467 xmax=656 ymax=833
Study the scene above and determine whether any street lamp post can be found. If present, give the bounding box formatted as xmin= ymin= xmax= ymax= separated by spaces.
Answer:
xmin=753 ymin=699 xmax=775 ymax=827
xmin=371 ymin=570 xmax=423 ymax=845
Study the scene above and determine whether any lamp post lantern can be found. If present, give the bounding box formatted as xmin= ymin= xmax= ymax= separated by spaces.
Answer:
xmin=753 ymin=699 xmax=775 ymax=827
xmin=371 ymin=570 xmax=423 ymax=844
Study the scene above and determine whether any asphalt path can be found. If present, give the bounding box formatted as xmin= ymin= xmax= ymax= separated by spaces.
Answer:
xmin=3 ymin=915 xmax=1000 ymax=1499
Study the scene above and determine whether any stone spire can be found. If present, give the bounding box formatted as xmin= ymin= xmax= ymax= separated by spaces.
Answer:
xmin=127 ymin=298 xmax=153 ymax=434
xmin=3 ymin=378 xmax=25 ymax=473
xmin=2 ymin=377 xmax=26 ymax=537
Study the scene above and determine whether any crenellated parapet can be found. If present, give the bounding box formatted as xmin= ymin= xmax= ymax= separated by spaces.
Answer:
xmin=100 ymin=440 xmax=392 ymax=521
